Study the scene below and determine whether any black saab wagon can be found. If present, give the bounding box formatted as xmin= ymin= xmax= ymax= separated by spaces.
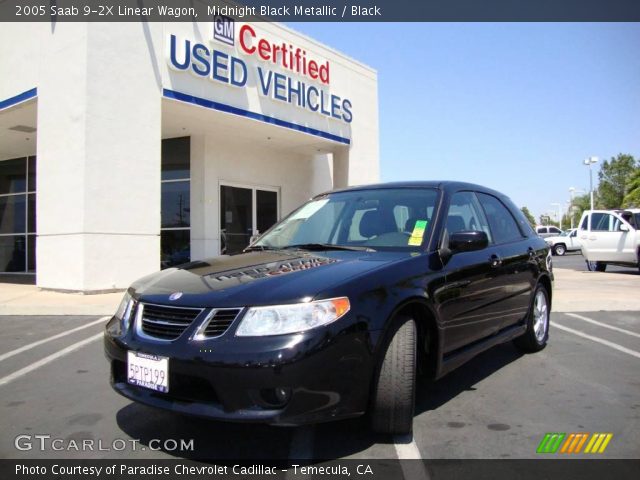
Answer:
xmin=105 ymin=181 xmax=553 ymax=434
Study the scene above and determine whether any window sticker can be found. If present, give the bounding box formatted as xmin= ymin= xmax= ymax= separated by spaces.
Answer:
xmin=408 ymin=220 xmax=428 ymax=246
xmin=289 ymin=198 xmax=330 ymax=221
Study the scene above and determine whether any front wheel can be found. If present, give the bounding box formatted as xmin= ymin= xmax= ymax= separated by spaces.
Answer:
xmin=371 ymin=316 xmax=416 ymax=435
xmin=586 ymin=261 xmax=607 ymax=272
xmin=514 ymin=285 xmax=549 ymax=353
xmin=553 ymin=244 xmax=566 ymax=256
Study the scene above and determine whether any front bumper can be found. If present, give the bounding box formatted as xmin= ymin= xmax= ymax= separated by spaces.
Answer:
xmin=104 ymin=313 xmax=376 ymax=426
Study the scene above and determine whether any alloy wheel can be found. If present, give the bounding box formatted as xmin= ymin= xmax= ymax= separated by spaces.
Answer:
xmin=533 ymin=289 xmax=549 ymax=343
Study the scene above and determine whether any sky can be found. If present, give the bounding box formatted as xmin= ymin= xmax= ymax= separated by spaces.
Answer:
xmin=288 ymin=22 xmax=640 ymax=221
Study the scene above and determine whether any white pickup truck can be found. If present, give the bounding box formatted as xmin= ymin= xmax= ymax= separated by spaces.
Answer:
xmin=577 ymin=209 xmax=640 ymax=272
xmin=545 ymin=228 xmax=581 ymax=256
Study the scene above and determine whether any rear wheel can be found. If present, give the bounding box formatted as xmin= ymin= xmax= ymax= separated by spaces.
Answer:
xmin=553 ymin=244 xmax=566 ymax=256
xmin=586 ymin=261 xmax=607 ymax=272
xmin=514 ymin=284 xmax=549 ymax=353
xmin=371 ymin=316 xmax=416 ymax=435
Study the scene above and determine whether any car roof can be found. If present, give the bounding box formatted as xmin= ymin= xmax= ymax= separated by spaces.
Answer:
xmin=321 ymin=181 xmax=507 ymax=198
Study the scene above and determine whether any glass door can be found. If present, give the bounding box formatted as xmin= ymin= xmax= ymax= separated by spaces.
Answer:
xmin=220 ymin=184 xmax=279 ymax=254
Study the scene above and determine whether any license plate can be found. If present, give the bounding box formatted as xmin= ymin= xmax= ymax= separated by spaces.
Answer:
xmin=127 ymin=351 xmax=169 ymax=393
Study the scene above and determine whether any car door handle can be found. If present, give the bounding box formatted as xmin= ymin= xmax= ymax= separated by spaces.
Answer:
xmin=490 ymin=254 xmax=502 ymax=268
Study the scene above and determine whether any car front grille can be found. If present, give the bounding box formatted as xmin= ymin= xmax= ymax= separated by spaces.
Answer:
xmin=199 ymin=308 xmax=243 ymax=338
xmin=139 ymin=303 xmax=203 ymax=340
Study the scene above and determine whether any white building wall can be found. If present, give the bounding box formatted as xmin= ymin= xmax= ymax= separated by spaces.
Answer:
xmin=36 ymin=22 xmax=162 ymax=291
xmin=0 ymin=21 xmax=379 ymax=291
xmin=0 ymin=23 xmax=43 ymax=102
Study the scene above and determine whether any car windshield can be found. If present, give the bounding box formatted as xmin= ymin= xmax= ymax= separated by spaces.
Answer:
xmin=253 ymin=188 xmax=440 ymax=251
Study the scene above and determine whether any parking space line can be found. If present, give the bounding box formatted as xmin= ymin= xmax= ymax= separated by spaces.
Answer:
xmin=552 ymin=322 xmax=640 ymax=359
xmin=0 ymin=316 xmax=108 ymax=363
xmin=0 ymin=333 xmax=102 ymax=387
xmin=394 ymin=434 xmax=430 ymax=480
xmin=565 ymin=313 xmax=640 ymax=339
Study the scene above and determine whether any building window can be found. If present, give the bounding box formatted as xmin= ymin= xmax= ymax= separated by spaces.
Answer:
xmin=0 ymin=156 xmax=36 ymax=273
xmin=161 ymin=138 xmax=190 ymax=269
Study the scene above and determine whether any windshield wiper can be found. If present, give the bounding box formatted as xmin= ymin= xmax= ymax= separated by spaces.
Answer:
xmin=283 ymin=243 xmax=376 ymax=252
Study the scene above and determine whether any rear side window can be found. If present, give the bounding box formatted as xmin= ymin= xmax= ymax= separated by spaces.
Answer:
xmin=477 ymin=193 xmax=524 ymax=244
xmin=538 ymin=227 xmax=548 ymax=234
xmin=503 ymin=197 xmax=536 ymax=237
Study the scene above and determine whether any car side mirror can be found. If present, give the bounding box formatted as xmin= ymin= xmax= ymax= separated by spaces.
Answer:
xmin=619 ymin=224 xmax=630 ymax=232
xmin=449 ymin=231 xmax=489 ymax=253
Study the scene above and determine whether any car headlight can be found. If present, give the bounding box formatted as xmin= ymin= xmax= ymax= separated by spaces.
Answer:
xmin=107 ymin=291 xmax=135 ymax=336
xmin=235 ymin=297 xmax=351 ymax=337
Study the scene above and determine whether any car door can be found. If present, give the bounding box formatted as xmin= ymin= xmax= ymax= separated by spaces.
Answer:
xmin=475 ymin=192 xmax=534 ymax=331
xmin=582 ymin=212 xmax=636 ymax=263
xmin=568 ymin=229 xmax=580 ymax=250
xmin=436 ymin=191 xmax=506 ymax=354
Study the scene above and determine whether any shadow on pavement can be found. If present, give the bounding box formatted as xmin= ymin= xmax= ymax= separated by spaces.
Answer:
xmin=116 ymin=403 xmax=294 ymax=460
xmin=415 ymin=342 xmax=524 ymax=415
xmin=116 ymin=342 xmax=525 ymax=461
xmin=116 ymin=402 xmax=381 ymax=461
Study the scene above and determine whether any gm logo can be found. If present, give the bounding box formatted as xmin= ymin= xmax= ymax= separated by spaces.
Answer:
xmin=214 ymin=15 xmax=234 ymax=46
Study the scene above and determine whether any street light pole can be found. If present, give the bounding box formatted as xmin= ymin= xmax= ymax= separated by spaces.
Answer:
xmin=551 ymin=203 xmax=562 ymax=230
xmin=583 ymin=156 xmax=598 ymax=211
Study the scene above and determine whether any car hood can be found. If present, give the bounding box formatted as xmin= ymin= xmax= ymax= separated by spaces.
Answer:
xmin=131 ymin=249 xmax=410 ymax=308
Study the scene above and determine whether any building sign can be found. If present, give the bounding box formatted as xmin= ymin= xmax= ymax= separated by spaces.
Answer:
xmin=166 ymin=19 xmax=353 ymax=124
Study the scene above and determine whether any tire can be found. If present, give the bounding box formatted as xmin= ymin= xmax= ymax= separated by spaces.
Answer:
xmin=371 ymin=316 xmax=417 ymax=435
xmin=586 ymin=260 xmax=607 ymax=272
xmin=553 ymin=244 xmax=566 ymax=256
xmin=514 ymin=284 xmax=550 ymax=353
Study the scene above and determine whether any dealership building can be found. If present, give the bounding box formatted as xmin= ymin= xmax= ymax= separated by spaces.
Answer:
xmin=0 ymin=20 xmax=379 ymax=292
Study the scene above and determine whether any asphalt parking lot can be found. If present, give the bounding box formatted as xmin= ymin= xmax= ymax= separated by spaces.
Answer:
xmin=0 ymin=265 xmax=638 ymax=461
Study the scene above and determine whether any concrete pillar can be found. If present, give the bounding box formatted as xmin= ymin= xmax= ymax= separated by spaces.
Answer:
xmin=36 ymin=23 xmax=162 ymax=292
xmin=190 ymin=134 xmax=218 ymax=261
xmin=311 ymin=153 xmax=334 ymax=196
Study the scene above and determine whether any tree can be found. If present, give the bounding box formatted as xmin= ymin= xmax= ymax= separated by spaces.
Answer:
xmin=622 ymin=168 xmax=640 ymax=208
xmin=596 ymin=154 xmax=638 ymax=209
xmin=520 ymin=206 xmax=536 ymax=228
xmin=568 ymin=193 xmax=591 ymax=227
xmin=538 ymin=214 xmax=558 ymax=227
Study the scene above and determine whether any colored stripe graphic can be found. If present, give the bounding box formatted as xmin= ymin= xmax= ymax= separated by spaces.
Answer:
xmin=584 ymin=433 xmax=613 ymax=454
xmin=560 ymin=433 xmax=589 ymax=454
xmin=537 ymin=433 xmax=566 ymax=453
xmin=538 ymin=433 xmax=613 ymax=454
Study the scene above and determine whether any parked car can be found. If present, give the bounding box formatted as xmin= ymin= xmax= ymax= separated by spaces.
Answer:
xmin=577 ymin=209 xmax=640 ymax=272
xmin=545 ymin=228 xmax=581 ymax=256
xmin=105 ymin=182 xmax=553 ymax=435
xmin=535 ymin=225 xmax=563 ymax=238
